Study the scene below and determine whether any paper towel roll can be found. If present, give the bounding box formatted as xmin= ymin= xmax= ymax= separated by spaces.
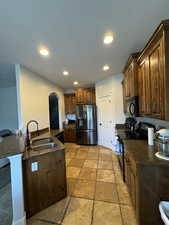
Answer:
xmin=148 ymin=128 xmax=154 ymax=146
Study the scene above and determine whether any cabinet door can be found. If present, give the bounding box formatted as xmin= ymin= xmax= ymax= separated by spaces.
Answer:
xmin=138 ymin=57 xmax=151 ymax=115
xmin=149 ymin=40 xmax=164 ymax=119
xmin=64 ymin=94 xmax=76 ymax=114
xmin=122 ymin=81 xmax=127 ymax=113
xmin=125 ymin=71 xmax=130 ymax=98
xmin=75 ymin=88 xmax=95 ymax=104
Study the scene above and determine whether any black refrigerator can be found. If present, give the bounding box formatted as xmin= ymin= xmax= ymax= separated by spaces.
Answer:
xmin=76 ymin=104 xmax=97 ymax=145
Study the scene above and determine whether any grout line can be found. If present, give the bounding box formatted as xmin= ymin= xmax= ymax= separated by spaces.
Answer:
xmin=59 ymin=197 xmax=71 ymax=224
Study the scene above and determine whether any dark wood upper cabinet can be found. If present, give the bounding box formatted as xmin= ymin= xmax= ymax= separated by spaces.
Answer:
xmin=138 ymin=56 xmax=151 ymax=116
xmin=122 ymin=53 xmax=139 ymax=113
xmin=123 ymin=53 xmax=139 ymax=99
xmin=123 ymin=20 xmax=169 ymax=120
xmin=137 ymin=20 xmax=168 ymax=120
xmin=64 ymin=94 xmax=76 ymax=114
xmin=75 ymin=88 xmax=96 ymax=104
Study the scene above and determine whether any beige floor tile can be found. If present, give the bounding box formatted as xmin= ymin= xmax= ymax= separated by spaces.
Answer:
xmin=100 ymin=149 xmax=112 ymax=155
xmin=97 ymin=169 xmax=115 ymax=183
xmin=87 ymin=152 xmax=99 ymax=160
xmin=98 ymin=160 xmax=113 ymax=170
xmin=99 ymin=153 xmax=112 ymax=161
xmin=29 ymin=197 xmax=70 ymax=224
xmin=66 ymin=159 xmax=71 ymax=167
xmin=27 ymin=219 xmax=53 ymax=225
xmin=117 ymin=184 xmax=132 ymax=205
xmin=112 ymin=153 xmax=119 ymax=161
xmin=75 ymin=151 xmax=88 ymax=159
xmin=92 ymin=201 xmax=123 ymax=225
xmin=95 ymin=182 xmax=119 ymax=203
xmin=67 ymin=178 xmax=77 ymax=195
xmin=114 ymin=171 xmax=124 ymax=184
xmin=66 ymin=167 xmax=81 ymax=179
xmin=121 ymin=205 xmax=138 ymax=225
xmin=68 ymin=159 xmax=85 ymax=167
xmin=62 ymin=197 xmax=93 ymax=225
xmin=88 ymin=146 xmax=100 ymax=151
xmin=79 ymin=168 xmax=97 ymax=180
xmin=73 ymin=180 xmax=95 ymax=199
xmin=66 ymin=152 xmax=76 ymax=159
xmin=79 ymin=146 xmax=89 ymax=151
xmin=83 ymin=159 xmax=98 ymax=169
xmin=113 ymin=161 xmax=121 ymax=171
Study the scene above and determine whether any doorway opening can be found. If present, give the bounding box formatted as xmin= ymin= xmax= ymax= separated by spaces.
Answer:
xmin=49 ymin=93 xmax=59 ymax=130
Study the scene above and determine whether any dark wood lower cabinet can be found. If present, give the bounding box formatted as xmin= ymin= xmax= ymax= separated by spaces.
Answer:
xmin=124 ymin=154 xmax=165 ymax=225
xmin=64 ymin=125 xmax=76 ymax=143
xmin=23 ymin=150 xmax=67 ymax=218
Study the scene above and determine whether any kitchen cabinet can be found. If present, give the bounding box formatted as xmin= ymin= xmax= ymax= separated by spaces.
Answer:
xmin=124 ymin=155 xmax=137 ymax=209
xmin=64 ymin=94 xmax=76 ymax=114
xmin=138 ymin=57 xmax=151 ymax=115
xmin=137 ymin=20 xmax=169 ymax=120
xmin=64 ymin=124 xmax=76 ymax=142
xmin=23 ymin=150 xmax=67 ymax=218
xmin=123 ymin=141 xmax=168 ymax=225
xmin=122 ymin=53 xmax=139 ymax=114
xmin=122 ymin=53 xmax=139 ymax=99
xmin=122 ymin=80 xmax=127 ymax=113
xmin=75 ymin=88 xmax=95 ymax=104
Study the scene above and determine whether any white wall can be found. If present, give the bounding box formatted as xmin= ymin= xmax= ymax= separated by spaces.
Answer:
xmin=95 ymin=74 xmax=125 ymax=147
xmin=0 ymin=87 xmax=19 ymax=130
xmin=18 ymin=66 xmax=65 ymax=131
xmin=96 ymin=74 xmax=125 ymax=123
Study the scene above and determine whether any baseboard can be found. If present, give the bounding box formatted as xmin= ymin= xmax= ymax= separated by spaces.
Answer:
xmin=12 ymin=213 xmax=26 ymax=225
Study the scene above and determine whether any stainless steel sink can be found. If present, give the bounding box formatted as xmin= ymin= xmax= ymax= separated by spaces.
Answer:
xmin=30 ymin=137 xmax=57 ymax=151
xmin=31 ymin=138 xmax=53 ymax=146
xmin=31 ymin=142 xmax=57 ymax=151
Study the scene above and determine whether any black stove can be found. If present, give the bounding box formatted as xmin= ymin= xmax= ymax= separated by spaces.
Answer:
xmin=117 ymin=130 xmax=147 ymax=141
xmin=115 ymin=122 xmax=156 ymax=183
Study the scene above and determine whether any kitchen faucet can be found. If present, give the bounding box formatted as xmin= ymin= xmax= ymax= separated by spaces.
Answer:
xmin=26 ymin=120 xmax=39 ymax=147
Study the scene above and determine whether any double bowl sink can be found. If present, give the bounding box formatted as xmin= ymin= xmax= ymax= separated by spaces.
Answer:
xmin=30 ymin=137 xmax=57 ymax=151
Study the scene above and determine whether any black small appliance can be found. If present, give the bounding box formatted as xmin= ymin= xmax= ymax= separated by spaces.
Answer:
xmin=126 ymin=96 xmax=139 ymax=117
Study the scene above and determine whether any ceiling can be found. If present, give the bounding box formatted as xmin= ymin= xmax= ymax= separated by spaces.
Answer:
xmin=0 ymin=0 xmax=168 ymax=89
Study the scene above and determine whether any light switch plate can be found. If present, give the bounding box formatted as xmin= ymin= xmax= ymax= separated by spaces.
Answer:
xmin=31 ymin=162 xmax=38 ymax=172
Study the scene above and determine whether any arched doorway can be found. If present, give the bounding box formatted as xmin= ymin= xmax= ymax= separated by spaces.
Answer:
xmin=49 ymin=93 xmax=59 ymax=129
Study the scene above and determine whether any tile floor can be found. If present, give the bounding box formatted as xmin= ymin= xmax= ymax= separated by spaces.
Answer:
xmin=28 ymin=143 xmax=137 ymax=225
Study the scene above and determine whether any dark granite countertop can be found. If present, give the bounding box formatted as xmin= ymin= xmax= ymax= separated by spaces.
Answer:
xmin=0 ymin=135 xmax=25 ymax=159
xmin=115 ymin=124 xmax=169 ymax=167
xmin=0 ymin=129 xmax=64 ymax=160
xmin=23 ymin=129 xmax=65 ymax=160
xmin=123 ymin=139 xmax=169 ymax=167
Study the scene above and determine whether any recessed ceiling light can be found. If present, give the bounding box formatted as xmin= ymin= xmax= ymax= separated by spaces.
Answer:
xmin=102 ymin=64 xmax=110 ymax=71
xmin=103 ymin=33 xmax=114 ymax=45
xmin=39 ymin=48 xmax=49 ymax=56
xmin=63 ymin=70 xmax=69 ymax=76
xmin=73 ymin=81 xmax=79 ymax=85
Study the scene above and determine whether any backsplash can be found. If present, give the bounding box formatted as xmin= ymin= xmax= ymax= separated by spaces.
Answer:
xmin=136 ymin=117 xmax=169 ymax=129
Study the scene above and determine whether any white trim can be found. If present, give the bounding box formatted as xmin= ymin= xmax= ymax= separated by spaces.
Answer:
xmin=8 ymin=154 xmax=26 ymax=225
xmin=15 ymin=64 xmax=23 ymax=130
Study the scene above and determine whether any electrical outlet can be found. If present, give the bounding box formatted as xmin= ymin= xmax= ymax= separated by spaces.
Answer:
xmin=31 ymin=162 xmax=38 ymax=172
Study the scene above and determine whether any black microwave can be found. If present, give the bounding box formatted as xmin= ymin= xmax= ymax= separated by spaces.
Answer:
xmin=126 ymin=96 xmax=139 ymax=117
